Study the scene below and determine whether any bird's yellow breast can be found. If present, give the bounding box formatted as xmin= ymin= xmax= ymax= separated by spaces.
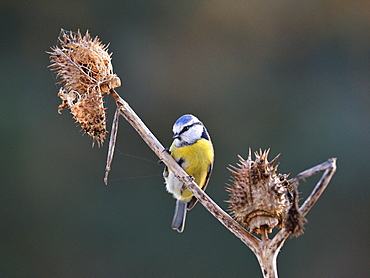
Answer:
xmin=170 ymin=138 xmax=214 ymax=200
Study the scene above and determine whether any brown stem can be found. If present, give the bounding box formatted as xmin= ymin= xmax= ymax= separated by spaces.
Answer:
xmin=260 ymin=226 xmax=269 ymax=242
xmin=104 ymin=107 xmax=120 ymax=185
xmin=107 ymin=89 xmax=337 ymax=278
xmin=109 ymin=89 xmax=260 ymax=253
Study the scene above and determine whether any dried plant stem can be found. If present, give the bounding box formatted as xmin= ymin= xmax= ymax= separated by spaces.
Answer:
xmin=49 ymin=31 xmax=336 ymax=277
xmin=107 ymin=89 xmax=337 ymax=278
xmin=296 ymin=159 xmax=337 ymax=217
xmin=108 ymin=89 xmax=259 ymax=252
xmin=256 ymin=246 xmax=279 ymax=278
xmin=260 ymin=226 xmax=270 ymax=242
xmin=104 ymin=108 xmax=120 ymax=184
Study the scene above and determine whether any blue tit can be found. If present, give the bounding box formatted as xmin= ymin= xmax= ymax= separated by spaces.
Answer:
xmin=163 ymin=114 xmax=214 ymax=233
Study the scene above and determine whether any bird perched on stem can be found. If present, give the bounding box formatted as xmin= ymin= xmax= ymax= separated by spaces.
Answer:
xmin=163 ymin=114 xmax=214 ymax=233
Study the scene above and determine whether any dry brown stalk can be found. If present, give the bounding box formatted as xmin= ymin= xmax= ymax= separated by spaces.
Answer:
xmin=48 ymin=30 xmax=337 ymax=278
xmin=108 ymin=90 xmax=336 ymax=278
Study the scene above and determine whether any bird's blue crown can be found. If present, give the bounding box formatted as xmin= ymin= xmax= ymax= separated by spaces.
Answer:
xmin=175 ymin=114 xmax=195 ymax=126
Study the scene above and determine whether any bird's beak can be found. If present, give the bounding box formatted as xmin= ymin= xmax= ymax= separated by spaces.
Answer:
xmin=173 ymin=133 xmax=180 ymax=139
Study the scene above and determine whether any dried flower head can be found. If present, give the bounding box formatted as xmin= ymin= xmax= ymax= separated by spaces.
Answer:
xmin=226 ymin=149 xmax=293 ymax=235
xmin=48 ymin=29 xmax=121 ymax=146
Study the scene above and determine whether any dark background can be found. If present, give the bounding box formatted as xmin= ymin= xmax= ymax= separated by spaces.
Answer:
xmin=1 ymin=1 xmax=369 ymax=277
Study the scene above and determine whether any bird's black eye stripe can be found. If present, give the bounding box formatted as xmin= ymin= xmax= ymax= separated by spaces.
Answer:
xmin=181 ymin=126 xmax=190 ymax=133
xmin=179 ymin=122 xmax=201 ymax=135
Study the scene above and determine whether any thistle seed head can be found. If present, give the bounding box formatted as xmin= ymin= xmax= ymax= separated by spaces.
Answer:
xmin=226 ymin=149 xmax=293 ymax=235
xmin=48 ymin=29 xmax=121 ymax=146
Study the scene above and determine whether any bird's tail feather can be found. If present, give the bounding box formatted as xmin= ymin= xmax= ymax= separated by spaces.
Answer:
xmin=171 ymin=200 xmax=187 ymax=233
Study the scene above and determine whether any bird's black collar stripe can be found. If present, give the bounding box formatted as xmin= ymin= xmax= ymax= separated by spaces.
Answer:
xmin=201 ymin=127 xmax=209 ymax=140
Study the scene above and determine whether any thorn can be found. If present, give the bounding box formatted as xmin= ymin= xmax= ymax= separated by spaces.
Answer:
xmin=237 ymin=155 xmax=245 ymax=162
xmin=273 ymin=162 xmax=280 ymax=172
xmin=269 ymin=153 xmax=281 ymax=166
xmin=264 ymin=148 xmax=271 ymax=159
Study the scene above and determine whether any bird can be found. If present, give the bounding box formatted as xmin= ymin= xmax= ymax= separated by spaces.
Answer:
xmin=163 ymin=114 xmax=214 ymax=233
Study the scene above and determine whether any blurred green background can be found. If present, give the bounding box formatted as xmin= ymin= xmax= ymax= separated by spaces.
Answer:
xmin=1 ymin=0 xmax=369 ymax=277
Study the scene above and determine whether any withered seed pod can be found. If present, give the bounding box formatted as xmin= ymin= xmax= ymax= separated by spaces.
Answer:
xmin=48 ymin=29 xmax=121 ymax=146
xmin=226 ymin=149 xmax=293 ymax=235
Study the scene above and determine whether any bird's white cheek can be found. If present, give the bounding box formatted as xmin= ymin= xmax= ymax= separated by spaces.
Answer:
xmin=174 ymin=138 xmax=182 ymax=148
xmin=166 ymin=172 xmax=183 ymax=200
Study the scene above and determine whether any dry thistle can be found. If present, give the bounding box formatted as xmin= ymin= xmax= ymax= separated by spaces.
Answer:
xmin=47 ymin=29 xmax=337 ymax=278
xmin=226 ymin=149 xmax=294 ymax=236
xmin=48 ymin=29 xmax=121 ymax=146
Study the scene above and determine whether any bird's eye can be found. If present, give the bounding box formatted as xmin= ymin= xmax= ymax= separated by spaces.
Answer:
xmin=182 ymin=126 xmax=190 ymax=133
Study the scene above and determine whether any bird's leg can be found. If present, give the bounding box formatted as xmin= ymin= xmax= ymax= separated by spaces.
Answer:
xmin=158 ymin=148 xmax=170 ymax=164
xmin=181 ymin=176 xmax=195 ymax=192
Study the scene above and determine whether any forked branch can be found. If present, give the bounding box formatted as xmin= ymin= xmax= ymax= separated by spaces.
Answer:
xmin=108 ymin=89 xmax=337 ymax=278
xmin=48 ymin=30 xmax=337 ymax=278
